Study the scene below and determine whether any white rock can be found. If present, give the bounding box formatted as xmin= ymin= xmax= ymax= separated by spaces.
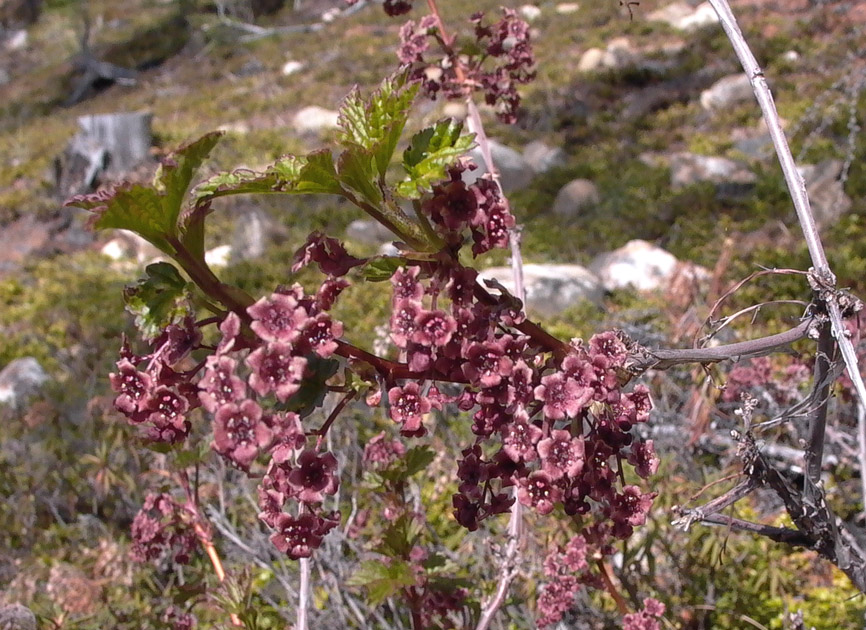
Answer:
xmin=5 ymin=29 xmax=28 ymax=51
xmin=478 ymin=264 xmax=604 ymax=316
xmin=321 ymin=7 xmax=340 ymax=22
xmin=281 ymin=60 xmax=305 ymax=76
xmin=555 ymin=3 xmax=580 ymax=14
xmin=519 ymin=4 xmax=542 ymax=21
xmin=647 ymin=1 xmax=717 ymax=31
xmin=0 ymin=357 xmax=48 ymax=409
xmin=590 ymin=240 xmax=710 ymax=292
xmin=205 ymin=245 xmax=232 ymax=268
xmin=463 ymin=140 xmax=534 ymax=193
xmin=100 ymin=238 xmax=128 ymax=261
xmin=578 ymin=48 xmax=606 ymax=72
xmin=442 ymin=101 xmax=467 ymax=120
xmin=552 ymin=179 xmax=600 ymax=217
xmin=292 ymin=106 xmax=339 ymax=134
xmin=781 ymin=50 xmax=800 ymax=63
xmin=647 ymin=2 xmax=693 ymax=27
xmin=700 ymin=73 xmax=753 ymax=111
xmin=524 ymin=140 xmax=567 ymax=174
xmin=679 ymin=2 xmax=719 ymax=31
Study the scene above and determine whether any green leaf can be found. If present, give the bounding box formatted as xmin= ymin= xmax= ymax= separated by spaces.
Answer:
xmin=123 ymin=262 xmax=194 ymax=342
xmin=282 ymin=355 xmax=340 ymax=418
xmin=67 ymin=132 xmax=224 ymax=256
xmin=192 ymin=150 xmax=342 ymax=207
xmin=337 ymin=144 xmax=383 ymax=206
xmin=379 ymin=513 xmax=422 ymax=558
xmin=338 ymin=74 xmax=418 ymax=178
xmin=402 ymin=445 xmax=436 ymax=477
xmin=156 ymin=132 xmax=224 ymax=230
xmin=359 ymin=256 xmax=406 ymax=282
xmin=397 ymin=120 xmax=475 ymax=198
xmin=346 ymin=560 xmax=416 ymax=607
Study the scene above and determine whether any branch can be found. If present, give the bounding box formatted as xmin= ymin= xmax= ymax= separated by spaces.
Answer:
xmin=630 ymin=317 xmax=816 ymax=372
xmin=709 ymin=0 xmax=866 ymax=428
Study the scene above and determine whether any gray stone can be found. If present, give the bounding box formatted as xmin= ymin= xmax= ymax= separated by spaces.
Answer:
xmin=477 ymin=264 xmax=604 ymax=316
xmin=700 ymin=74 xmax=754 ymax=112
xmin=231 ymin=206 xmax=286 ymax=262
xmin=4 ymin=30 xmax=28 ymax=51
xmin=292 ymin=106 xmax=339 ymax=134
xmin=0 ymin=68 xmax=9 ymax=86
xmin=799 ymin=159 xmax=853 ymax=227
xmin=523 ymin=141 xmax=566 ymax=174
xmin=0 ymin=358 xmax=48 ymax=410
xmin=552 ymin=178 xmax=600 ymax=217
xmin=0 ymin=604 xmax=37 ymax=630
xmin=669 ymin=152 xmax=756 ymax=197
xmin=464 ymin=140 xmax=534 ymax=193
xmin=590 ymin=240 xmax=710 ymax=292
xmin=648 ymin=1 xmax=718 ymax=31
xmin=555 ymin=2 xmax=580 ymax=14
xmin=345 ymin=219 xmax=395 ymax=246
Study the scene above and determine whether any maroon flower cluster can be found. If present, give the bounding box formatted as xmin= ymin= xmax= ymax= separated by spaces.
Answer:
xmin=197 ymin=284 xmax=347 ymax=558
xmin=130 ymin=493 xmax=197 ymax=565
xmin=421 ymin=161 xmax=516 ymax=256
xmin=397 ymin=9 xmax=536 ymax=123
xmin=109 ymin=318 xmax=203 ymax=444
xmin=382 ymin=255 xmax=659 ymax=571
xmin=536 ymin=535 xmax=589 ymax=627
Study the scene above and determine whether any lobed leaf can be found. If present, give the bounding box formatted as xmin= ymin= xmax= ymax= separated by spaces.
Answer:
xmin=122 ymin=262 xmax=194 ymax=342
xmin=338 ymin=74 xmax=419 ymax=178
xmin=397 ymin=120 xmax=475 ymax=198
xmin=346 ymin=559 xmax=416 ymax=607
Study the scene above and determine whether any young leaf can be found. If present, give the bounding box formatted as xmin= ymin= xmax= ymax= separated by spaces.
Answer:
xmin=66 ymin=133 xmax=224 ymax=256
xmin=192 ymin=150 xmax=342 ymax=207
xmin=359 ymin=256 xmax=407 ymax=282
xmin=397 ymin=120 xmax=475 ymax=198
xmin=346 ymin=560 xmax=416 ymax=607
xmin=123 ymin=262 xmax=194 ymax=342
xmin=337 ymin=144 xmax=384 ymax=206
xmin=338 ymin=74 xmax=418 ymax=178
xmin=402 ymin=445 xmax=436 ymax=477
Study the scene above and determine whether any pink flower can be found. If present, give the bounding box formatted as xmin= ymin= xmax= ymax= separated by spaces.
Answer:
xmin=537 ymin=429 xmax=585 ymax=480
xmin=534 ymin=372 xmax=592 ymax=420
xmin=246 ymin=343 xmax=307 ymax=402
xmin=287 ymin=450 xmax=340 ymax=503
xmin=388 ymin=382 xmax=431 ymax=436
xmin=517 ymin=471 xmax=561 ymax=515
xmin=213 ymin=400 xmax=272 ymax=471
xmin=247 ymin=293 xmax=306 ymax=343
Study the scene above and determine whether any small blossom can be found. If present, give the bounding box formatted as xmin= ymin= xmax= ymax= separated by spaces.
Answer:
xmin=388 ymin=382 xmax=431 ymax=436
xmin=500 ymin=417 xmax=542 ymax=462
xmin=288 ymin=450 xmax=340 ymax=503
xmin=363 ymin=431 xmax=407 ymax=468
xmin=412 ymin=309 xmax=457 ymax=347
xmin=390 ymin=298 xmax=421 ymax=348
xmin=463 ymin=340 xmax=513 ymax=388
xmin=537 ymin=429 xmax=585 ymax=480
xmin=109 ymin=358 xmax=153 ymax=416
xmin=627 ymin=440 xmax=659 ymax=479
xmin=517 ymin=471 xmax=561 ymax=515
xmin=198 ymin=354 xmax=246 ymax=413
xmin=270 ymin=513 xmax=324 ymax=559
xmin=299 ymin=313 xmax=343 ymax=357
xmin=315 ymin=276 xmax=350 ymax=311
xmin=246 ymin=343 xmax=307 ymax=402
xmin=534 ymin=372 xmax=592 ymax=420
xmin=391 ymin=266 xmax=424 ymax=302
xmin=248 ymin=293 xmax=307 ymax=343
xmin=213 ymin=400 xmax=272 ymax=471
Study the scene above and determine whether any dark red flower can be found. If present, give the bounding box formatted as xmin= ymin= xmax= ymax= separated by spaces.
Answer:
xmin=287 ymin=450 xmax=340 ymax=503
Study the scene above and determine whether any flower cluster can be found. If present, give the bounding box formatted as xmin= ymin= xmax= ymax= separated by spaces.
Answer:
xmin=200 ymin=284 xmax=346 ymax=558
xmin=623 ymin=598 xmax=666 ymax=630
xmin=421 ymin=161 xmax=516 ymax=256
xmin=130 ymin=493 xmax=197 ymax=565
xmin=397 ymin=9 xmax=536 ymax=123
xmin=109 ymin=318 xmax=203 ymax=443
xmin=536 ymin=535 xmax=589 ymax=627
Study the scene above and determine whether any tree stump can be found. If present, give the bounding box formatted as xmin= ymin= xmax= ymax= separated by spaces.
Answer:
xmin=55 ymin=111 xmax=153 ymax=198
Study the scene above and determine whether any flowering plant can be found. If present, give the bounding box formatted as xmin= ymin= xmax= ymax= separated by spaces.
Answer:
xmin=64 ymin=0 xmax=866 ymax=627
